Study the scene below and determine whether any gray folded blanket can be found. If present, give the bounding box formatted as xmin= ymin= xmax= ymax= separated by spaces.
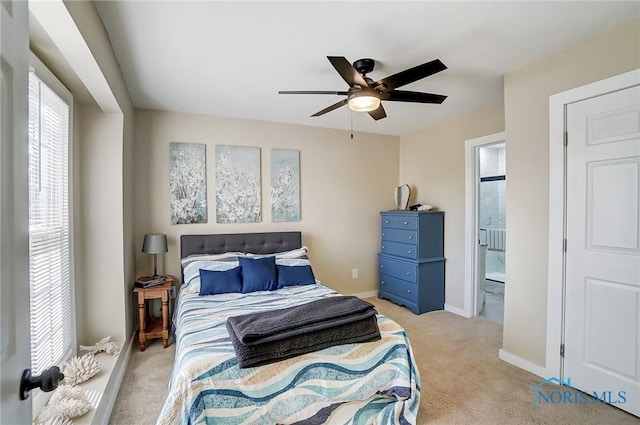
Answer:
xmin=226 ymin=296 xmax=381 ymax=368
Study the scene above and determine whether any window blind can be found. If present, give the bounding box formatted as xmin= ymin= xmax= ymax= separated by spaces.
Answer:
xmin=28 ymin=71 xmax=73 ymax=375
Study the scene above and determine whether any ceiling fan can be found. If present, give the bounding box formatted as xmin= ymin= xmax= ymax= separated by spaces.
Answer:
xmin=279 ymin=56 xmax=447 ymax=121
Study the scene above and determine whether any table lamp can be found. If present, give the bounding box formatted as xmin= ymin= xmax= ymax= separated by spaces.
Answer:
xmin=142 ymin=233 xmax=168 ymax=277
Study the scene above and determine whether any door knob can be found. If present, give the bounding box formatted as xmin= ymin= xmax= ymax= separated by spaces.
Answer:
xmin=20 ymin=366 xmax=64 ymax=400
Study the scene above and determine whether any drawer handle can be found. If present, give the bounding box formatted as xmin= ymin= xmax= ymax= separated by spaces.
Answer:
xmin=404 ymin=221 xmax=408 ymax=225
xmin=380 ymin=265 xmax=384 ymax=269
xmin=382 ymin=245 xmax=385 ymax=249
xmin=382 ymin=233 xmax=386 ymax=236
xmin=407 ymin=289 xmax=411 ymax=294
xmin=381 ymin=281 xmax=385 ymax=285
xmin=406 ymin=272 xmax=411 ymax=276
xmin=385 ymin=220 xmax=390 ymax=224
xmin=408 ymin=250 xmax=413 ymax=254
xmin=408 ymin=236 xmax=413 ymax=240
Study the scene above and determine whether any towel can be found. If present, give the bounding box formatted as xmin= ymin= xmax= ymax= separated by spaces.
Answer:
xmin=227 ymin=313 xmax=380 ymax=368
xmin=227 ymin=296 xmax=378 ymax=345
xmin=226 ymin=296 xmax=381 ymax=368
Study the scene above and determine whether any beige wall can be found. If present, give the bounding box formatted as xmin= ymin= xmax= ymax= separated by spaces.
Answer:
xmin=76 ymin=106 xmax=126 ymax=343
xmin=503 ymin=18 xmax=640 ymax=366
xmin=134 ymin=110 xmax=399 ymax=295
xmin=399 ymin=103 xmax=506 ymax=309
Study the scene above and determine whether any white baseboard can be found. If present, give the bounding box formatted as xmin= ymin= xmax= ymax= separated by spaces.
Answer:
xmin=351 ymin=290 xmax=378 ymax=299
xmin=498 ymin=349 xmax=548 ymax=379
xmin=444 ymin=304 xmax=469 ymax=317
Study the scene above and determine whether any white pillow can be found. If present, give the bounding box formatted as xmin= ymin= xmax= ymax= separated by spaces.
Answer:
xmin=181 ymin=251 xmax=245 ymax=268
xmin=182 ymin=252 xmax=245 ymax=292
xmin=247 ymin=246 xmax=309 ymax=259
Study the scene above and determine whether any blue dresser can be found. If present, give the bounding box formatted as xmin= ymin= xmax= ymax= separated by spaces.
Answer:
xmin=378 ymin=211 xmax=445 ymax=314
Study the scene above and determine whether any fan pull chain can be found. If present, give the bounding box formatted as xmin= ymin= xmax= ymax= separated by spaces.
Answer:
xmin=350 ymin=110 xmax=354 ymax=140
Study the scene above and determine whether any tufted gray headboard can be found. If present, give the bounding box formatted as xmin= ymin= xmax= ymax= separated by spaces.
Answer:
xmin=180 ymin=231 xmax=302 ymax=259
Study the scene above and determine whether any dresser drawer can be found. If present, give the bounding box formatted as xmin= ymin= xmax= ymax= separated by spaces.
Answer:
xmin=378 ymin=255 xmax=418 ymax=282
xmin=380 ymin=240 xmax=418 ymax=260
xmin=381 ymin=227 xmax=417 ymax=245
xmin=380 ymin=214 xmax=418 ymax=230
xmin=379 ymin=274 xmax=418 ymax=302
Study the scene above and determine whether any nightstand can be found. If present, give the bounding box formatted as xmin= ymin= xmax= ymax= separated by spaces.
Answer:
xmin=133 ymin=275 xmax=175 ymax=351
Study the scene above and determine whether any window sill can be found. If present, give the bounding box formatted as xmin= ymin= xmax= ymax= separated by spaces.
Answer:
xmin=33 ymin=336 xmax=133 ymax=425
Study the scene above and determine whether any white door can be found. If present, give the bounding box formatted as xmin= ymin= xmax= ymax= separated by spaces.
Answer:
xmin=0 ymin=0 xmax=32 ymax=423
xmin=564 ymin=84 xmax=640 ymax=416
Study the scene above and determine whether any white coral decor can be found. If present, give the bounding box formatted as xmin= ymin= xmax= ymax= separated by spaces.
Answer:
xmin=37 ymin=385 xmax=91 ymax=422
xmin=62 ymin=353 xmax=101 ymax=386
xmin=79 ymin=336 xmax=120 ymax=356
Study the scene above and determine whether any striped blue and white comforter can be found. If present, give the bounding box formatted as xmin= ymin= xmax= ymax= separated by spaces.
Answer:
xmin=157 ymin=284 xmax=420 ymax=425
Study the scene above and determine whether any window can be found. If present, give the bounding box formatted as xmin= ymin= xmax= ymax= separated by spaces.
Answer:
xmin=28 ymin=67 xmax=74 ymax=375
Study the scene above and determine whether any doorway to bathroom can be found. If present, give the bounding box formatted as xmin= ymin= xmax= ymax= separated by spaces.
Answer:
xmin=477 ymin=143 xmax=506 ymax=323
xmin=463 ymin=132 xmax=506 ymax=323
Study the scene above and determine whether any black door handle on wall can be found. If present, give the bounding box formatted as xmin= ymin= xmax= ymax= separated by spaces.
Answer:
xmin=20 ymin=366 xmax=64 ymax=400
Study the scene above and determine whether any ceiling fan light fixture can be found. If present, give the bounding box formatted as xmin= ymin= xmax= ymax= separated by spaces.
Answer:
xmin=279 ymin=56 xmax=447 ymax=120
xmin=347 ymin=91 xmax=380 ymax=112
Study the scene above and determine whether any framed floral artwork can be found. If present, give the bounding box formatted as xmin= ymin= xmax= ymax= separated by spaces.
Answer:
xmin=169 ymin=142 xmax=207 ymax=224
xmin=271 ymin=149 xmax=300 ymax=222
xmin=215 ymin=145 xmax=261 ymax=223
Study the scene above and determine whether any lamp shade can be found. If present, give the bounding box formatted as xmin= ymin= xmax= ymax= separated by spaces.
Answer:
xmin=142 ymin=233 xmax=168 ymax=254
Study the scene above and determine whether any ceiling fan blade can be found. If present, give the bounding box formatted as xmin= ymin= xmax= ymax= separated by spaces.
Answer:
xmin=382 ymin=90 xmax=447 ymax=104
xmin=279 ymin=90 xmax=349 ymax=95
xmin=310 ymin=99 xmax=348 ymax=117
xmin=327 ymin=56 xmax=369 ymax=88
xmin=367 ymin=104 xmax=387 ymax=121
xmin=374 ymin=59 xmax=447 ymax=92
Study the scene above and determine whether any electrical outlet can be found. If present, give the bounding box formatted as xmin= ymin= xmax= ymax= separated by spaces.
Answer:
xmin=169 ymin=286 xmax=176 ymax=298
xmin=352 ymin=269 xmax=359 ymax=279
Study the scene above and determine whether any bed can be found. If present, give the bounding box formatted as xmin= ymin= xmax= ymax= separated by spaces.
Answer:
xmin=157 ymin=232 xmax=420 ymax=425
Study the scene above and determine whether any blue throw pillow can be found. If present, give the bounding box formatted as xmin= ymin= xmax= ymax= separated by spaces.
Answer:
xmin=277 ymin=265 xmax=316 ymax=287
xmin=239 ymin=256 xmax=278 ymax=293
xmin=199 ymin=267 xmax=242 ymax=296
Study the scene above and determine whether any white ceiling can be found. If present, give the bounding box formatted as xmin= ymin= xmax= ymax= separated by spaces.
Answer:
xmin=95 ymin=1 xmax=639 ymax=136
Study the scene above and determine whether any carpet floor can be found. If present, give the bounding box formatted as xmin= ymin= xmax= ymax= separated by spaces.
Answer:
xmin=110 ymin=297 xmax=638 ymax=424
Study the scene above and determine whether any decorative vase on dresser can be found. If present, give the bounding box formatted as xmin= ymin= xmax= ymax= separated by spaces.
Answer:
xmin=378 ymin=210 xmax=445 ymax=314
